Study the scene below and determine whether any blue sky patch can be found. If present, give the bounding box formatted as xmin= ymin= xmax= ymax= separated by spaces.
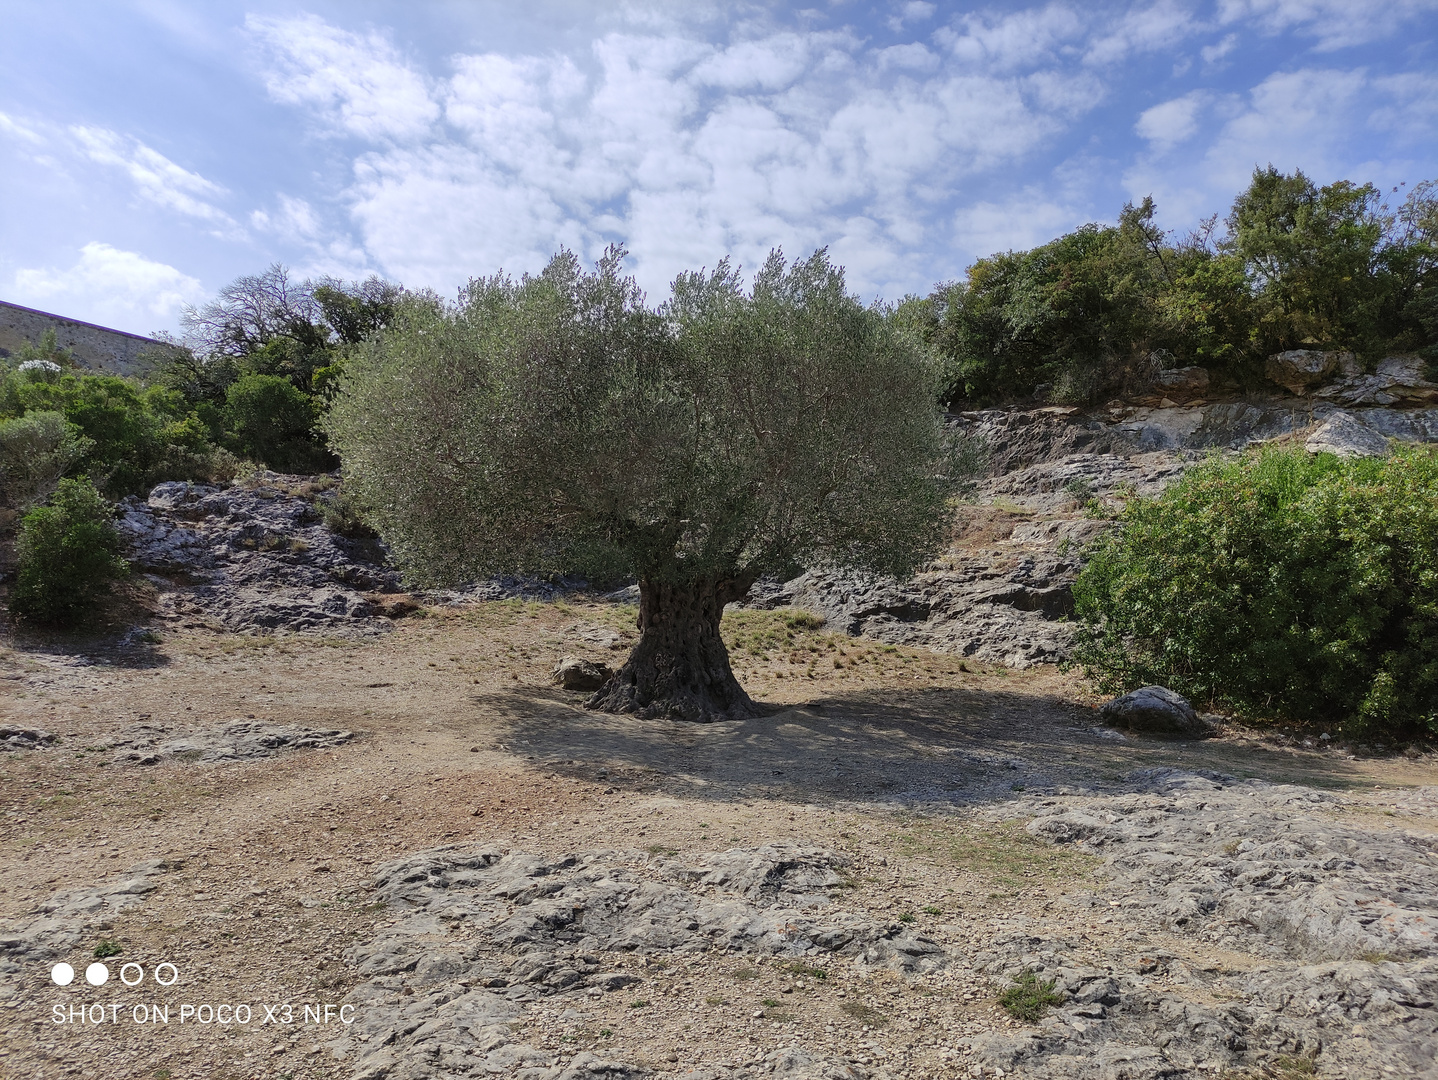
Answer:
xmin=2 ymin=0 xmax=1435 ymax=334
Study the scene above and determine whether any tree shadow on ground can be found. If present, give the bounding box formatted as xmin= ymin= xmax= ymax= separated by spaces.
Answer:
xmin=5 ymin=628 xmax=170 ymax=670
xmin=466 ymin=683 xmax=1384 ymax=809
xmin=2 ymin=582 xmax=171 ymax=669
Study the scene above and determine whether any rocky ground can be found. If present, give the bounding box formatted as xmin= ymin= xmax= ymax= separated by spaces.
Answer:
xmin=3 ymin=377 xmax=1438 ymax=1079
xmin=0 ymin=600 xmax=1435 ymax=1080
xmin=107 ymin=387 xmax=1438 ymax=670
xmin=115 ymin=476 xmax=404 ymax=637
xmin=750 ymin=397 xmax=1438 ymax=667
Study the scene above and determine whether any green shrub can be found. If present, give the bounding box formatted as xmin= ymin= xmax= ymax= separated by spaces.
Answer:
xmin=10 ymin=477 xmax=129 ymax=624
xmin=922 ymin=170 xmax=1437 ymax=406
xmin=317 ymin=489 xmax=377 ymax=538
xmin=1 ymin=368 xmax=234 ymax=496
xmin=0 ymin=411 xmax=93 ymax=509
xmin=1071 ymin=445 xmax=1438 ymax=738
xmin=225 ymin=373 xmax=331 ymax=472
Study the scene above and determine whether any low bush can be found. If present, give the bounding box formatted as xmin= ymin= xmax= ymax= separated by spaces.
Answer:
xmin=10 ymin=477 xmax=130 ymax=624
xmin=1071 ymin=445 xmax=1438 ymax=738
xmin=0 ymin=411 xmax=92 ymax=509
xmin=1 ymin=366 xmax=236 ymax=496
xmin=316 ymin=488 xmax=377 ymax=538
xmin=225 ymin=373 xmax=333 ymax=473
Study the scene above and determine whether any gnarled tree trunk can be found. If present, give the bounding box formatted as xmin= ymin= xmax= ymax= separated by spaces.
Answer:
xmin=586 ymin=575 xmax=760 ymax=722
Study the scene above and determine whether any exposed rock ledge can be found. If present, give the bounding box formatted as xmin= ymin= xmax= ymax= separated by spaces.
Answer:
xmin=115 ymin=402 xmax=1438 ymax=663
xmin=322 ymin=771 xmax=1438 ymax=1080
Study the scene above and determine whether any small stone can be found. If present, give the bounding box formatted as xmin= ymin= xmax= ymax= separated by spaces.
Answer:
xmin=551 ymin=656 xmax=615 ymax=692
xmin=1099 ymin=686 xmax=1212 ymax=737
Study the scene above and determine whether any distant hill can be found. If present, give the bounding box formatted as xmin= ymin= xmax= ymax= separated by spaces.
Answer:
xmin=0 ymin=300 xmax=161 ymax=376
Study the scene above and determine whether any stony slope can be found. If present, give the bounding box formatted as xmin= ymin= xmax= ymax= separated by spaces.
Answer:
xmin=112 ymin=394 xmax=1438 ymax=669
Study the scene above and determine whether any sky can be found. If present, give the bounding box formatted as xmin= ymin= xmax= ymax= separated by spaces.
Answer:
xmin=1 ymin=1 xmax=1435 ymax=337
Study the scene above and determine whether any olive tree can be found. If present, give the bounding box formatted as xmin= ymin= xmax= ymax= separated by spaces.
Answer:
xmin=325 ymin=248 xmax=974 ymax=721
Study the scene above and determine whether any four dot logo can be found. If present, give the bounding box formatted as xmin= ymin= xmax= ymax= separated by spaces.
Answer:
xmin=50 ymin=961 xmax=177 ymax=987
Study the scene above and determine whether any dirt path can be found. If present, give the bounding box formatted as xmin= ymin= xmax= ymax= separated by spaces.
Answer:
xmin=1 ymin=601 xmax=1434 ymax=1080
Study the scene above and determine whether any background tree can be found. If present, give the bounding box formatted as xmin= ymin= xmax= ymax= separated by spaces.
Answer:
xmin=224 ymin=374 xmax=326 ymax=473
xmin=1377 ymin=180 xmax=1438 ymax=361
xmin=180 ymin=264 xmax=328 ymax=359
xmin=1225 ymin=166 xmax=1386 ymax=352
xmin=5 ymin=367 xmax=223 ymax=496
xmin=922 ymin=169 xmax=1437 ymax=406
xmin=325 ymin=248 xmax=975 ymax=722
xmin=153 ymin=265 xmax=401 ymax=471
xmin=920 ymin=203 xmax=1187 ymax=405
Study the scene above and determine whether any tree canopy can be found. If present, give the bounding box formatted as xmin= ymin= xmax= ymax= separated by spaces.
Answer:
xmin=325 ymin=247 xmax=975 ymax=720
xmin=919 ymin=168 xmax=1437 ymax=405
xmin=147 ymin=264 xmax=403 ymax=471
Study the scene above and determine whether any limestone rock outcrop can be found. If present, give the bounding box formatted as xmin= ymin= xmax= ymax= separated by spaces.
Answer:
xmin=1266 ymin=349 xmax=1360 ymax=394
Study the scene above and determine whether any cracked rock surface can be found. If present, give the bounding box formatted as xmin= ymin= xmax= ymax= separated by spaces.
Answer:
xmin=117 ymin=475 xmax=597 ymax=637
xmin=337 ymin=845 xmax=947 ymax=1079
xmin=97 ymin=720 xmax=357 ymax=766
xmin=750 ymin=402 xmax=1438 ymax=666
xmin=324 ymin=769 xmax=1438 ymax=1080
xmin=118 ymin=476 xmax=403 ymax=636
xmin=1 ymin=726 xmax=55 ymax=751
xmin=0 ymin=859 xmax=173 ymax=976
xmin=3 ymin=612 xmax=1436 ymax=1079
xmin=330 ymin=768 xmax=1438 ymax=1080
xmin=112 ymin=403 xmax=1438 ymax=667
xmin=744 ymin=452 xmax=1184 ymax=667
xmin=962 ymin=769 xmax=1438 ymax=1078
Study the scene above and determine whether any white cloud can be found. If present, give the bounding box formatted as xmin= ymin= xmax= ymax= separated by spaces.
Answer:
xmin=69 ymin=126 xmax=241 ymax=236
xmin=1201 ymin=33 xmax=1239 ymax=64
xmin=939 ymin=6 xmax=1086 ymax=72
xmin=1085 ymin=0 xmax=1199 ymax=66
xmin=1123 ymin=66 xmax=1389 ymax=233
xmin=10 ymin=243 xmax=206 ymax=333
xmin=689 ymin=34 xmax=817 ymax=91
xmin=348 ymin=143 xmax=588 ymax=292
xmin=244 ymin=14 xmax=1106 ymax=298
xmin=246 ymin=13 xmax=439 ymax=141
xmin=887 ymin=1 xmax=936 ymax=32
xmin=1136 ymin=91 xmax=1209 ymax=151
xmin=1203 ymin=67 xmax=1367 ymax=188
xmin=250 ymin=194 xmax=323 ymax=239
xmin=1218 ymin=0 xmax=1438 ymax=50
xmin=952 ymin=192 xmax=1086 ymax=262
xmin=877 ymin=43 xmax=940 ymax=72
xmin=229 ymin=6 xmax=1433 ymax=301
xmin=0 ymin=110 xmax=43 ymax=144
xmin=1368 ymin=72 xmax=1438 ymax=148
